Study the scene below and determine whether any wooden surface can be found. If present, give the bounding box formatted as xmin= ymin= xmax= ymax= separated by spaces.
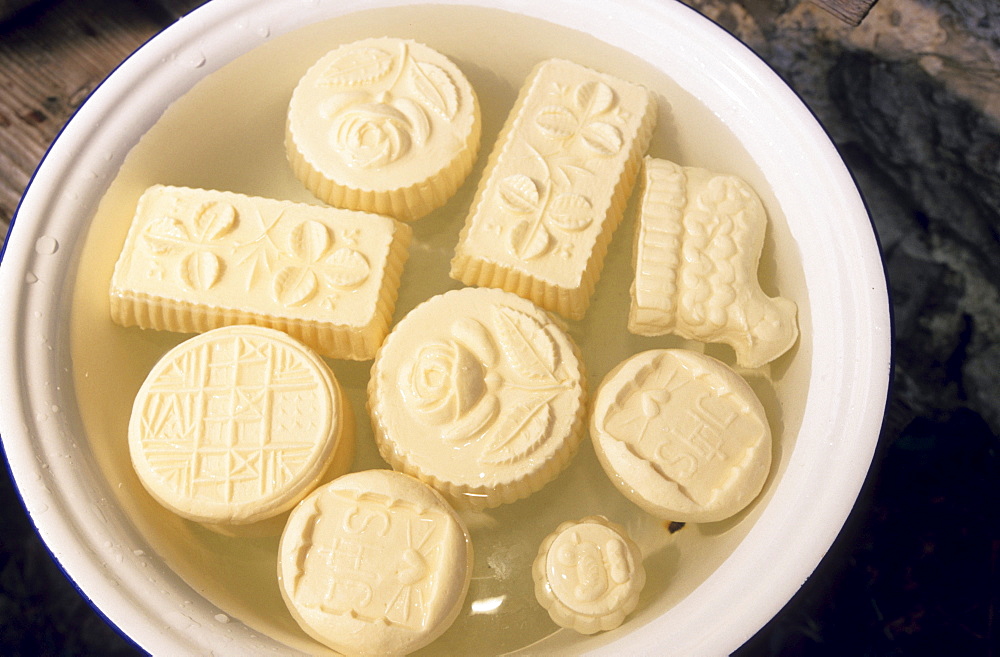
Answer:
xmin=0 ymin=0 xmax=206 ymax=235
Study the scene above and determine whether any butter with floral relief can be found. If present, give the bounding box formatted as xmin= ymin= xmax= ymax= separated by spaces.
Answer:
xmin=287 ymin=37 xmax=481 ymax=222
xmin=278 ymin=469 xmax=473 ymax=656
xmin=128 ymin=325 xmax=354 ymax=536
xmin=629 ymin=157 xmax=798 ymax=368
xmin=591 ymin=349 xmax=772 ymax=523
xmin=450 ymin=58 xmax=657 ymax=320
xmin=109 ymin=185 xmax=411 ymax=360
xmin=533 ymin=515 xmax=645 ymax=634
xmin=368 ymin=287 xmax=587 ymax=510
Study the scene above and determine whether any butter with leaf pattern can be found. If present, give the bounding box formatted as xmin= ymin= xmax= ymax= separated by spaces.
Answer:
xmin=450 ymin=58 xmax=657 ymax=320
xmin=109 ymin=185 xmax=411 ymax=360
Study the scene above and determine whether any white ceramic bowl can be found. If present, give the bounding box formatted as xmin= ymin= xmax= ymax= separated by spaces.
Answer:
xmin=0 ymin=0 xmax=891 ymax=654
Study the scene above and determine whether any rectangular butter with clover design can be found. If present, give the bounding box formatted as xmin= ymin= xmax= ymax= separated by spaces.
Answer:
xmin=450 ymin=58 xmax=657 ymax=320
xmin=110 ymin=185 xmax=411 ymax=360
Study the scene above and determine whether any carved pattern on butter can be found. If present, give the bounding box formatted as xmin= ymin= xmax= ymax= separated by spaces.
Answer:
xmin=292 ymin=488 xmax=449 ymax=629
xmin=629 ymin=157 xmax=798 ymax=368
xmin=278 ymin=470 xmax=472 ymax=656
xmin=495 ymin=80 xmax=627 ymax=261
xmin=591 ymin=349 xmax=771 ymax=523
xmin=398 ymin=304 xmax=576 ymax=466
xmin=129 ymin=325 xmax=343 ymax=525
xmin=370 ymin=288 xmax=586 ymax=509
xmin=451 ymin=59 xmax=656 ymax=320
xmin=110 ymin=185 xmax=410 ymax=360
xmin=287 ymin=38 xmax=481 ymax=221
xmin=533 ymin=516 xmax=645 ymax=634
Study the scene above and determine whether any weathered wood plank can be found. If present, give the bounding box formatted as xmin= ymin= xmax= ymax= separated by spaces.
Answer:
xmin=0 ymin=0 xmax=205 ymax=233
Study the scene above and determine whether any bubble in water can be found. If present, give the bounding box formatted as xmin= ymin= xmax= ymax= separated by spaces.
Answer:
xmin=34 ymin=235 xmax=58 ymax=255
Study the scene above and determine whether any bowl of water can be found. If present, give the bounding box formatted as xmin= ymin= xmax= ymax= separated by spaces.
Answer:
xmin=0 ymin=0 xmax=891 ymax=653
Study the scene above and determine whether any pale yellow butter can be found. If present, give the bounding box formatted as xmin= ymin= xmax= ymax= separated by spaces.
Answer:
xmin=450 ymin=58 xmax=657 ymax=320
xmin=368 ymin=287 xmax=587 ymax=510
xmin=533 ymin=515 xmax=645 ymax=635
xmin=128 ymin=325 xmax=354 ymax=536
xmin=278 ymin=469 xmax=473 ymax=656
xmin=590 ymin=349 xmax=771 ymax=523
xmin=629 ymin=157 xmax=798 ymax=368
xmin=286 ymin=37 xmax=481 ymax=222
xmin=109 ymin=185 xmax=411 ymax=360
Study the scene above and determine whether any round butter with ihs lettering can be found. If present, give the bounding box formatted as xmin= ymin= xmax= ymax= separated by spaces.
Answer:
xmin=286 ymin=37 xmax=481 ymax=222
xmin=590 ymin=349 xmax=772 ymax=523
xmin=277 ymin=469 xmax=473 ymax=657
xmin=128 ymin=324 xmax=353 ymax=536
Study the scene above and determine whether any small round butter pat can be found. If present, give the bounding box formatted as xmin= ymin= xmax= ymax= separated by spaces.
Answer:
xmin=369 ymin=287 xmax=587 ymax=510
xmin=591 ymin=349 xmax=772 ymax=523
xmin=128 ymin=325 xmax=352 ymax=534
xmin=533 ymin=515 xmax=645 ymax=634
xmin=287 ymin=37 xmax=481 ymax=222
xmin=278 ymin=470 xmax=473 ymax=656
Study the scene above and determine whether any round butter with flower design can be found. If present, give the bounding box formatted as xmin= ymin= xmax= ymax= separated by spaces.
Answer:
xmin=533 ymin=515 xmax=645 ymax=634
xmin=368 ymin=287 xmax=587 ymax=510
xmin=287 ymin=37 xmax=481 ymax=222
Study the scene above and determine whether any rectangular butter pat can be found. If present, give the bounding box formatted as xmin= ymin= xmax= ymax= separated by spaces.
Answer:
xmin=110 ymin=185 xmax=411 ymax=360
xmin=450 ymin=58 xmax=657 ymax=320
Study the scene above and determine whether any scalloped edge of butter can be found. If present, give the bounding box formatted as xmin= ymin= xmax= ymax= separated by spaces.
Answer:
xmin=533 ymin=515 xmax=646 ymax=634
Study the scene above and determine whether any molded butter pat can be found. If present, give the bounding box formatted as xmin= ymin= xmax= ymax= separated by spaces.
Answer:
xmin=286 ymin=37 xmax=481 ymax=222
xmin=628 ymin=157 xmax=798 ymax=368
xmin=109 ymin=185 xmax=411 ymax=361
xmin=450 ymin=58 xmax=657 ymax=320
xmin=128 ymin=325 xmax=354 ymax=535
xmin=368 ymin=287 xmax=587 ymax=510
xmin=590 ymin=349 xmax=771 ymax=523
xmin=532 ymin=515 xmax=645 ymax=634
xmin=278 ymin=469 xmax=473 ymax=656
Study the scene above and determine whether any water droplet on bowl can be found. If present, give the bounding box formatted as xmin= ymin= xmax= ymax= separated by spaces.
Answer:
xmin=25 ymin=271 xmax=38 ymax=284
xmin=255 ymin=25 xmax=270 ymax=38
xmin=35 ymin=235 xmax=59 ymax=255
xmin=214 ymin=614 xmax=230 ymax=624
xmin=181 ymin=51 xmax=207 ymax=69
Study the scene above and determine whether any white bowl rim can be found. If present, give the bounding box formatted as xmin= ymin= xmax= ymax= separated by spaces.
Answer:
xmin=0 ymin=0 xmax=892 ymax=654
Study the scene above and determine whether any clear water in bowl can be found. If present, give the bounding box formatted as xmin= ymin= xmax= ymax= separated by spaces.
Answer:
xmin=69 ymin=5 xmax=809 ymax=654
